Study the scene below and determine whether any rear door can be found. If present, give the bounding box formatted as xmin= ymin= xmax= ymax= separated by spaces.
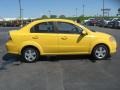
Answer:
xmin=30 ymin=22 xmax=58 ymax=54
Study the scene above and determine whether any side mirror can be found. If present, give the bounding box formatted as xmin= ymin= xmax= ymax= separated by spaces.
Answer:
xmin=81 ymin=30 xmax=87 ymax=35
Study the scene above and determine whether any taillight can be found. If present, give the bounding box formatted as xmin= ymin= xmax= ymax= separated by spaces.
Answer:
xmin=8 ymin=33 xmax=12 ymax=40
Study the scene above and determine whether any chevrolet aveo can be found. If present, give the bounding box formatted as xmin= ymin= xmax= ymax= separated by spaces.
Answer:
xmin=6 ymin=19 xmax=117 ymax=62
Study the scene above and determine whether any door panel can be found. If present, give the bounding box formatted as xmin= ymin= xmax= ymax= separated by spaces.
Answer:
xmin=30 ymin=22 xmax=58 ymax=54
xmin=30 ymin=33 xmax=58 ymax=54
xmin=56 ymin=22 xmax=91 ymax=54
xmin=58 ymin=34 xmax=90 ymax=53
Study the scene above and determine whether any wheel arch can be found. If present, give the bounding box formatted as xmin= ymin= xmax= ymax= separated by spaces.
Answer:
xmin=21 ymin=45 xmax=40 ymax=55
xmin=19 ymin=41 xmax=43 ymax=55
xmin=90 ymin=43 xmax=110 ymax=55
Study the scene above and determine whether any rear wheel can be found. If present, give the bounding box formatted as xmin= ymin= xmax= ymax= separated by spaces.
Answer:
xmin=92 ymin=45 xmax=109 ymax=60
xmin=22 ymin=47 xmax=40 ymax=63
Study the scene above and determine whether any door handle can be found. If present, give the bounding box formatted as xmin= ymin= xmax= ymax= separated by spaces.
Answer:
xmin=61 ymin=36 xmax=68 ymax=40
xmin=32 ymin=36 xmax=39 ymax=39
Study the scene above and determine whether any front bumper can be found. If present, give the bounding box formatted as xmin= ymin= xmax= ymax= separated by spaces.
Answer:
xmin=109 ymin=41 xmax=117 ymax=54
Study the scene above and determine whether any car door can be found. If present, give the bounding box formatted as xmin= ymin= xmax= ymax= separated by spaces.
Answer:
xmin=30 ymin=22 xmax=58 ymax=54
xmin=56 ymin=22 xmax=91 ymax=54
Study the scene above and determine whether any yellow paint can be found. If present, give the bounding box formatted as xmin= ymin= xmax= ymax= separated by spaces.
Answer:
xmin=6 ymin=19 xmax=117 ymax=55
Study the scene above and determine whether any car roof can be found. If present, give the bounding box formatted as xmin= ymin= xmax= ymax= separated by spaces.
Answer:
xmin=20 ymin=18 xmax=92 ymax=34
xmin=25 ymin=19 xmax=79 ymax=29
xmin=33 ymin=19 xmax=75 ymax=24
xmin=20 ymin=19 xmax=78 ymax=30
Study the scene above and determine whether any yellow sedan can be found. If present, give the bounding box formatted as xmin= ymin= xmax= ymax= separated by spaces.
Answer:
xmin=6 ymin=19 xmax=117 ymax=62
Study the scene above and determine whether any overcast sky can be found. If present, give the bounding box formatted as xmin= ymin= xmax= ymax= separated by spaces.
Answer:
xmin=0 ymin=0 xmax=119 ymax=18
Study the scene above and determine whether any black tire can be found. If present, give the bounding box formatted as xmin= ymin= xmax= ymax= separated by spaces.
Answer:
xmin=92 ymin=45 xmax=109 ymax=60
xmin=21 ymin=47 xmax=40 ymax=63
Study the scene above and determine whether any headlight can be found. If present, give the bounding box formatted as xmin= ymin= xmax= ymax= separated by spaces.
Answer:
xmin=109 ymin=36 xmax=116 ymax=42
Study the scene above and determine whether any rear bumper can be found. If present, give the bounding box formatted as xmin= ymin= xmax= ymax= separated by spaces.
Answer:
xmin=6 ymin=40 xmax=19 ymax=54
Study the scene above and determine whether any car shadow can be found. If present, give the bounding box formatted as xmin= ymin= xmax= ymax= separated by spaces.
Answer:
xmin=46 ymin=55 xmax=94 ymax=62
xmin=0 ymin=53 xmax=21 ymax=70
xmin=1 ymin=53 xmax=110 ymax=70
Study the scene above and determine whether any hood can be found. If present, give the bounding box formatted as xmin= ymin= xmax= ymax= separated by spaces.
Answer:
xmin=84 ymin=20 xmax=89 ymax=22
xmin=94 ymin=32 xmax=111 ymax=38
xmin=105 ymin=21 xmax=110 ymax=23
xmin=117 ymin=21 xmax=120 ymax=23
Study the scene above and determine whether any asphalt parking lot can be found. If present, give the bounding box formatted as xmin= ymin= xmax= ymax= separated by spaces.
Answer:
xmin=0 ymin=26 xmax=120 ymax=90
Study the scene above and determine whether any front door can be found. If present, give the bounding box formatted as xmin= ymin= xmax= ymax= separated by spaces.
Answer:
xmin=56 ymin=22 xmax=90 ymax=54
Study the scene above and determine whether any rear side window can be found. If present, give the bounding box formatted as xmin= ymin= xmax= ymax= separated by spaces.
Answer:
xmin=31 ymin=22 xmax=54 ymax=33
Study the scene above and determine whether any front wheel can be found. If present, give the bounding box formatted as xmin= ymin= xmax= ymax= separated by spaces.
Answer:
xmin=22 ymin=47 xmax=40 ymax=63
xmin=92 ymin=45 xmax=109 ymax=60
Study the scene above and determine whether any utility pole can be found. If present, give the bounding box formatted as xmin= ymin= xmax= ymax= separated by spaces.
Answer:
xmin=103 ymin=0 xmax=105 ymax=18
xmin=83 ymin=4 xmax=85 ymax=17
xmin=19 ymin=0 xmax=22 ymax=26
xmin=76 ymin=8 xmax=78 ymax=18
xmin=48 ymin=10 xmax=51 ymax=18
xmin=21 ymin=9 xmax=24 ymax=25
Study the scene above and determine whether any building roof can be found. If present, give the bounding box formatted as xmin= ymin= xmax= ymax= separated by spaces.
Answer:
xmin=0 ymin=17 xmax=34 ymax=21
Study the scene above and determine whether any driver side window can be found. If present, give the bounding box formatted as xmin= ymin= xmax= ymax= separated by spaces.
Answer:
xmin=56 ymin=22 xmax=81 ymax=34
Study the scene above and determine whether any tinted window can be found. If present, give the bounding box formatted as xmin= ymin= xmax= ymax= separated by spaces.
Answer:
xmin=56 ymin=22 xmax=81 ymax=33
xmin=31 ymin=22 xmax=54 ymax=33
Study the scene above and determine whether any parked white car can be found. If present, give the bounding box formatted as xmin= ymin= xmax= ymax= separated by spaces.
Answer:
xmin=84 ymin=18 xmax=95 ymax=25
xmin=115 ymin=19 xmax=120 ymax=28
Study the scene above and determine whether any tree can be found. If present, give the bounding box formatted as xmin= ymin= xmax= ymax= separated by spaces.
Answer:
xmin=41 ymin=15 xmax=48 ymax=19
xmin=50 ymin=15 xmax=57 ymax=18
xmin=59 ymin=15 xmax=66 ymax=18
